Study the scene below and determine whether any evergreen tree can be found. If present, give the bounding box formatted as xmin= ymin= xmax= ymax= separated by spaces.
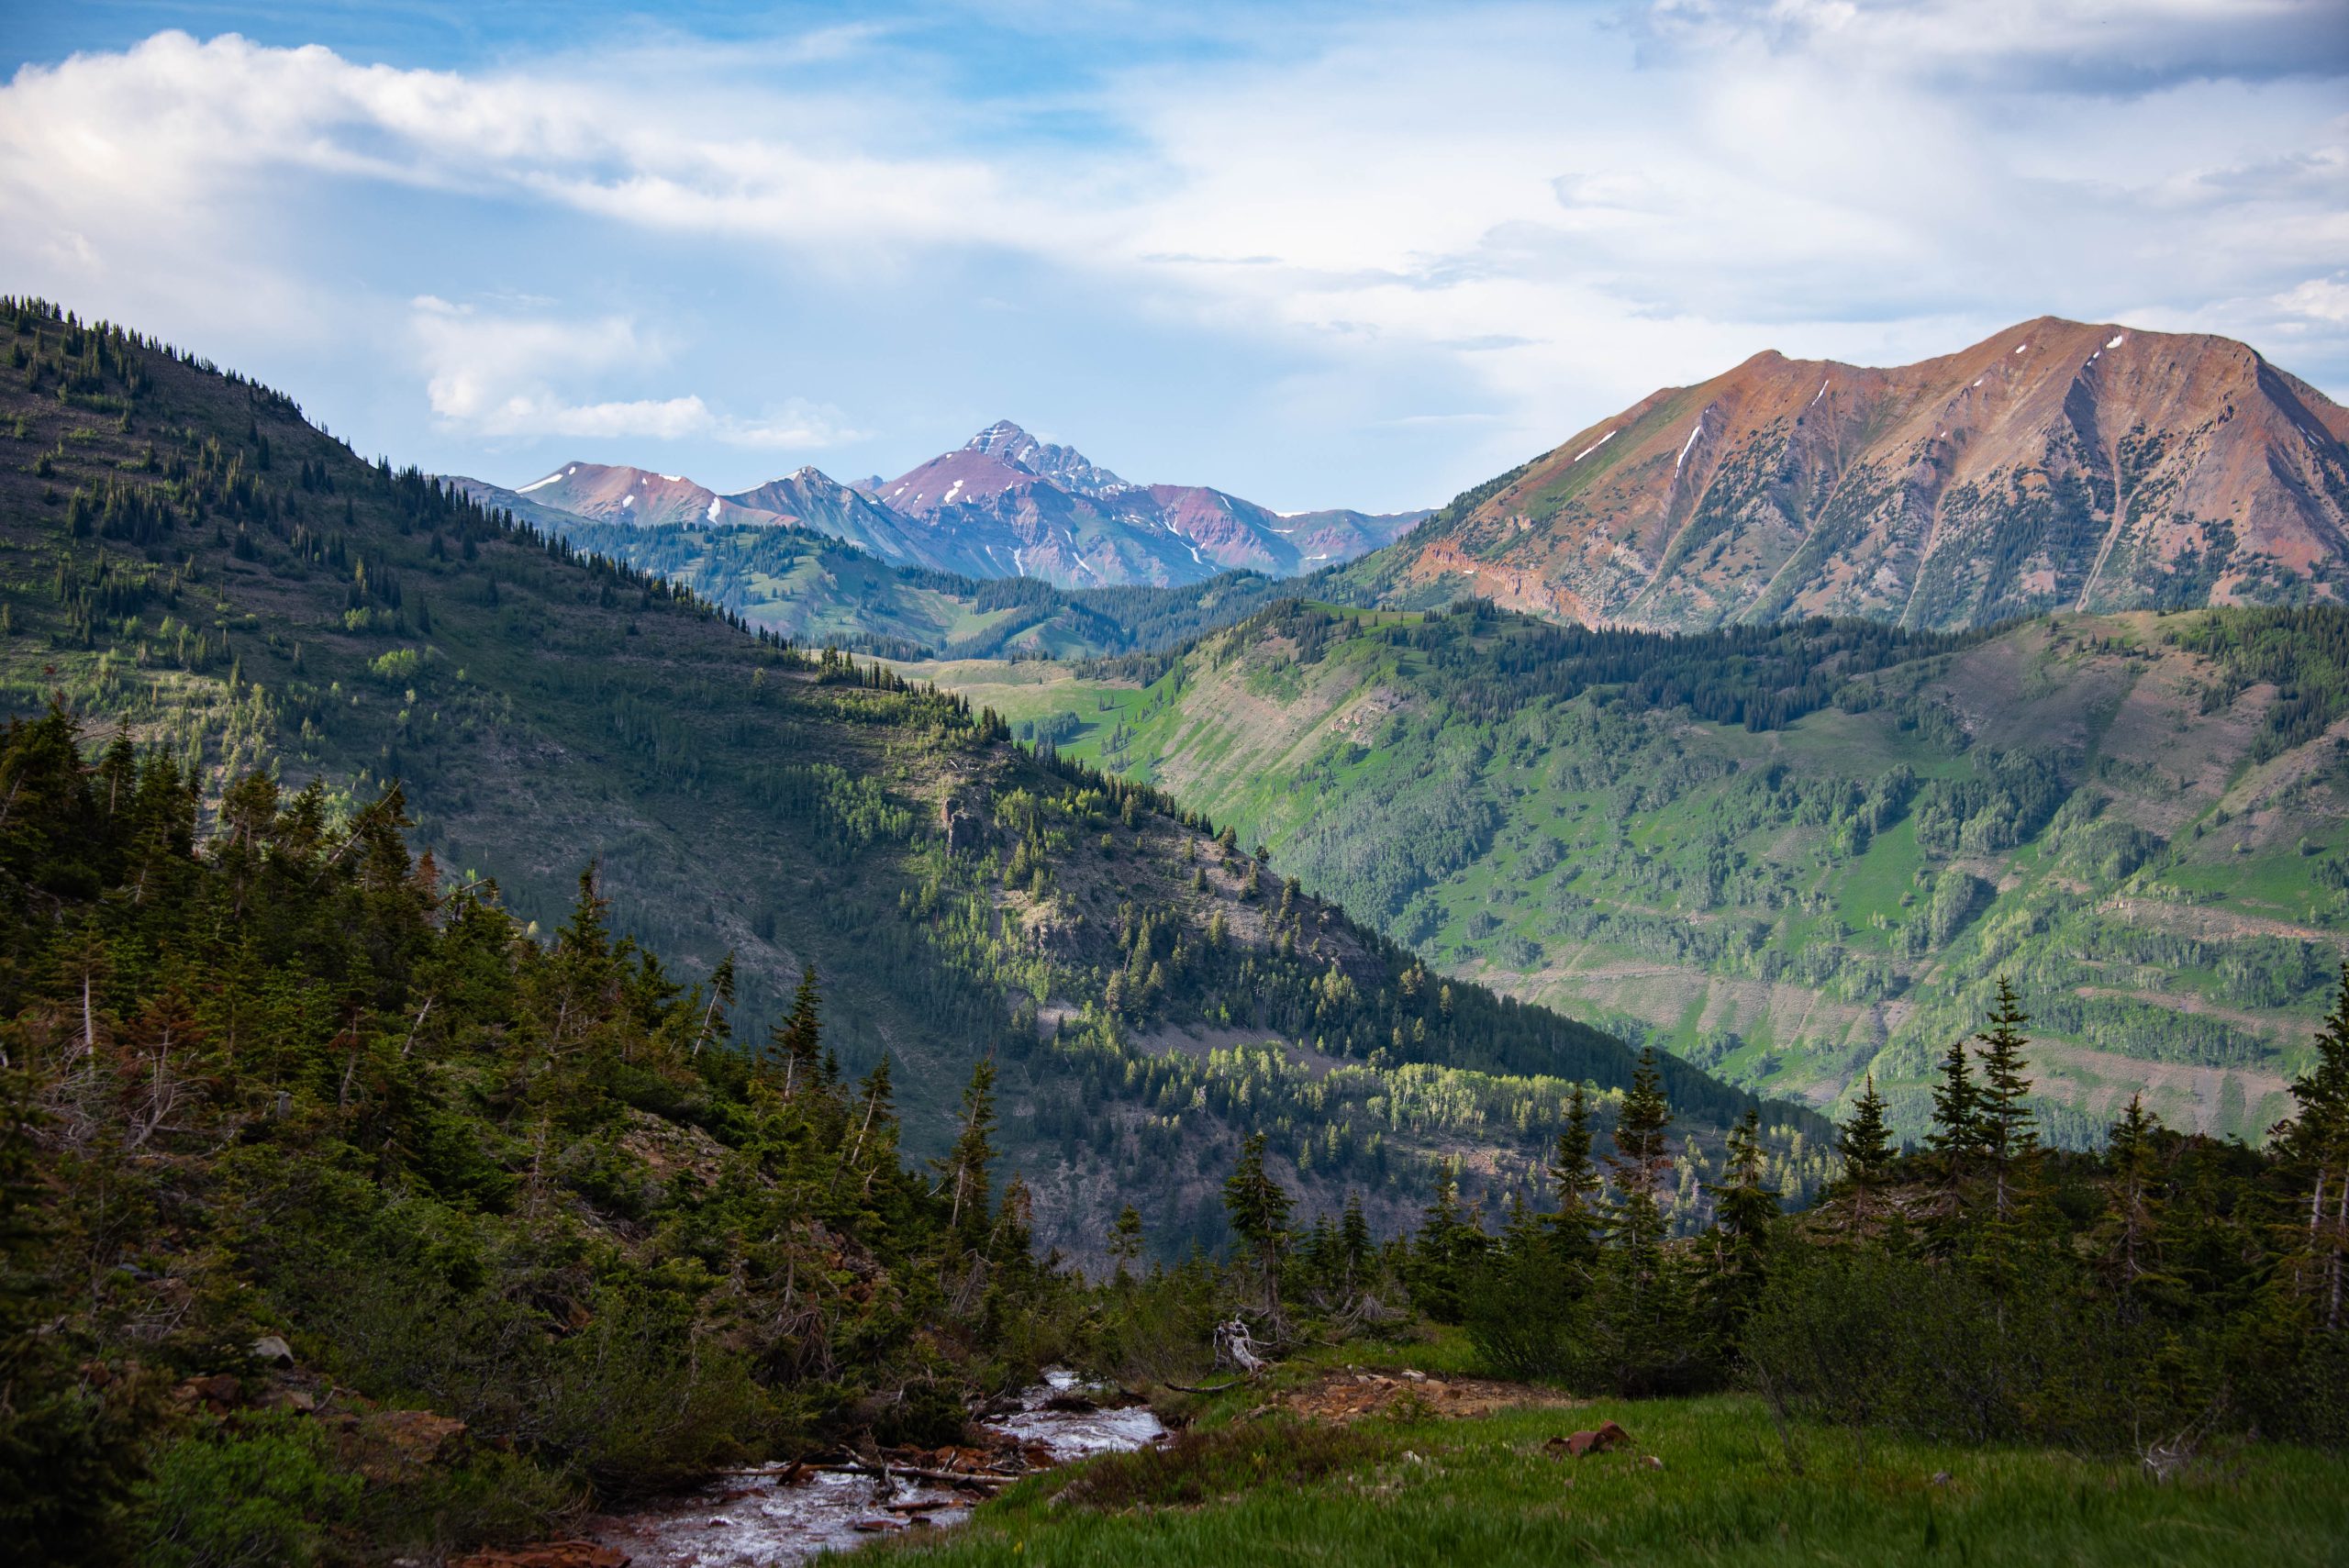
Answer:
xmin=1339 ymin=1190 xmax=1373 ymax=1292
xmin=941 ymin=1058 xmax=998 ymax=1253
xmin=1108 ymin=1204 xmax=1145 ymax=1283
xmin=2099 ymin=1095 xmax=2177 ymax=1312
xmin=1972 ymin=979 xmax=2040 ymax=1221
xmin=1545 ymin=1084 xmax=1603 ymax=1267
xmin=1837 ymin=1073 xmax=1895 ymax=1222
xmin=1606 ymin=1046 xmax=1676 ymax=1263
xmin=1927 ymin=1032 xmax=1985 ymax=1227
xmin=1701 ymin=1107 xmax=1781 ymax=1338
xmin=772 ymin=964 xmax=824 ymax=1095
xmin=2283 ymin=967 xmax=2349 ymax=1329
xmin=1222 ymin=1132 xmax=1295 ymax=1319
xmin=1409 ymin=1157 xmax=1486 ymax=1323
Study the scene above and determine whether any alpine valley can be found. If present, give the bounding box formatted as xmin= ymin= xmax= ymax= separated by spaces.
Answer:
xmin=9 ymin=295 xmax=2349 ymax=1568
xmin=919 ymin=318 xmax=2349 ymax=1148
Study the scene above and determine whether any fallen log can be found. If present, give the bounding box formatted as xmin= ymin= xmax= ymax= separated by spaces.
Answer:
xmin=1159 ymin=1377 xmax=1248 ymax=1396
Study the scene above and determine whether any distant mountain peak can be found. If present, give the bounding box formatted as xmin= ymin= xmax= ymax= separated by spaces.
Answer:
xmin=964 ymin=418 xmax=1130 ymax=496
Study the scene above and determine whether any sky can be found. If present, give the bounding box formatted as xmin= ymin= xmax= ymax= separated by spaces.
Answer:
xmin=4 ymin=2 xmax=2346 ymax=512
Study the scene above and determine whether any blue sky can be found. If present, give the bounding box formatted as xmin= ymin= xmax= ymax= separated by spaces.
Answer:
xmin=6 ymin=2 xmax=2346 ymax=511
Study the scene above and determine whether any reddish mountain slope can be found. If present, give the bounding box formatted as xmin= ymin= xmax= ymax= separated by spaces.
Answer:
xmin=1380 ymin=317 xmax=2349 ymax=629
xmin=874 ymin=421 xmax=1428 ymax=588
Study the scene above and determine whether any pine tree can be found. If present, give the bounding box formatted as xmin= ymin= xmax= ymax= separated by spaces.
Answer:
xmin=1222 ymin=1132 xmax=1294 ymax=1320
xmin=1709 ymin=1108 xmax=1781 ymax=1248
xmin=1607 ymin=1046 xmax=1676 ymax=1265
xmin=1927 ymin=1032 xmax=1984 ymax=1214
xmin=1339 ymin=1190 xmax=1372 ymax=1290
xmin=1108 ymin=1204 xmax=1145 ymax=1283
xmin=941 ymin=1058 xmax=998 ymax=1254
xmin=1702 ymin=1107 xmax=1780 ymax=1336
xmin=1409 ymin=1157 xmax=1484 ymax=1322
xmin=771 ymin=964 xmax=823 ymax=1095
xmin=1837 ymin=1073 xmax=1895 ymax=1222
xmin=1972 ymin=979 xmax=2040 ymax=1221
xmin=834 ymin=1053 xmax=897 ymax=1200
xmin=1545 ymin=1084 xmax=1603 ymax=1266
xmin=2100 ymin=1094 xmax=2176 ymax=1309
xmin=2283 ymin=966 xmax=2349 ymax=1329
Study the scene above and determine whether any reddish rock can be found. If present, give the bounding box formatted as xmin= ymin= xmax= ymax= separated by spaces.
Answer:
xmin=451 ymin=1541 xmax=626 ymax=1568
xmin=347 ymin=1408 xmax=467 ymax=1483
xmin=1548 ymin=1419 xmax=1632 ymax=1458
xmin=173 ymin=1373 xmax=242 ymax=1413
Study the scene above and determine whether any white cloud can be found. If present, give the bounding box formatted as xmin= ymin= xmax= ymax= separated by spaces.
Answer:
xmin=2277 ymin=276 xmax=2349 ymax=326
xmin=406 ymin=297 xmax=854 ymax=449
xmin=1 ymin=9 xmax=2343 ymax=495
xmin=1635 ymin=0 xmax=2349 ymax=90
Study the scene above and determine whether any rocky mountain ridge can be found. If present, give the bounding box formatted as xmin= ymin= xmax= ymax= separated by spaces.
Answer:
xmin=1359 ymin=317 xmax=2349 ymax=631
xmin=454 ymin=421 xmax=1429 ymax=592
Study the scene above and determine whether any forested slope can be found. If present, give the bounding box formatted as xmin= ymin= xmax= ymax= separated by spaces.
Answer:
xmin=450 ymin=498 xmax=1300 ymax=663
xmin=924 ymin=598 xmax=2349 ymax=1144
xmin=0 ymin=298 xmax=1816 ymax=1264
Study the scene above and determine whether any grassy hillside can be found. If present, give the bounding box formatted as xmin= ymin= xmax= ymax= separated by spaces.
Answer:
xmin=0 ymin=298 xmax=1818 ymax=1262
xmin=919 ymin=599 xmax=2349 ymax=1144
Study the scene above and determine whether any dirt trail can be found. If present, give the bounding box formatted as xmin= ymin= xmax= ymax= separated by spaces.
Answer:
xmin=1264 ymin=1367 xmax=1580 ymax=1425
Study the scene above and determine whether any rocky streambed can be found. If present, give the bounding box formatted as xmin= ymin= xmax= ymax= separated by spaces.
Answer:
xmin=587 ymin=1372 xmax=1163 ymax=1567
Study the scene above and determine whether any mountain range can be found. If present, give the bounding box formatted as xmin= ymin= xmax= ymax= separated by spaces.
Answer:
xmin=452 ymin=419 xmax=1430 ymax=592
xmin=0 ymin=298 xmax=1797 ymax=1264
xmin=1352 ymin=316 xmax=2349 ymax=631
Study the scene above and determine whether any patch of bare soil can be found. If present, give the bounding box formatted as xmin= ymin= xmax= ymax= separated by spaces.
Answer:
xmin=1267 ymin=1367 xmax=1580 ymax=1425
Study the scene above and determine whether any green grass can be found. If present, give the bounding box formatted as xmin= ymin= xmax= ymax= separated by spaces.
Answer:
xmin=924 ymin=601 xmax=2349 ymax=1142
xmin=879 ymin=1373 xmax=2349 ymax=1567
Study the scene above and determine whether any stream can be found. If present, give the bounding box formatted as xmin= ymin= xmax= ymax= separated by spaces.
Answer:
xmin=590 ymin=1372 xmax=1165 ymax=1566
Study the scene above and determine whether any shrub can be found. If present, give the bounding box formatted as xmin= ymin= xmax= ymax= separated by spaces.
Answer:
xmin=132 ymin=1417 xmax=359 ymax=1568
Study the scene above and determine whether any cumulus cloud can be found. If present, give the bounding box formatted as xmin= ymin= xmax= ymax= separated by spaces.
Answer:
xmin=1 ymin=6 xmax=2343 ymax=495
xmin=1635 ymin=0 xmax=2349 ymax=92
xmin=407 ymin=298 xmax=856 ymax=449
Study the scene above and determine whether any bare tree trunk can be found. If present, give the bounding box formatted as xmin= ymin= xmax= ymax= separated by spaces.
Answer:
xmin=2332 ymin=1171 xmax=2346 ymax=1332
xmin=400 ymin=996 xmax=434 ymax=1057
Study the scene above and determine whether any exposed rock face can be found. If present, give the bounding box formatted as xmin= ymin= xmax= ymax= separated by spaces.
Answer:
xmin=456 ymin=427 xmax=1428 ymax=591
xmin=1386 ymin=317 xmax=2349 ymax=630
xmin=868 ymin=420 xmax=1429 ymax=589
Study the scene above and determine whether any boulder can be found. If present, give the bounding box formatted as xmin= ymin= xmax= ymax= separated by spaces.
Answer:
xmin=1546 ymin=1419 xmax=1632 ymax=1458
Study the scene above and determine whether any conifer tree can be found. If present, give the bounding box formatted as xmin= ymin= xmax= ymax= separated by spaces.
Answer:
xmin=1108 ymin=1204 xmax=1145 ymax=1283
xmin=1607 ymin=1046 xmax=1676 ymax=1265
xmin=1702 ymin=1107 xmax=1780 ymax=1333
xmin=771 ymin=964 xmax=823 ymax=1095
xmin=2284 ymin=966 xmax=2349 ymax=1329
xmin=1545 ymin=1083 xmax=1603 ymax=1266
xmin=2100 ymin=1094 xmax=2175 ymax=1308
xmin=1927 ymin=1033 xmax=1984 ymax=1211
xmin=942 ymin=1058 xmax=998 ymax=1254
xmin=1409 ymin=1157 xmax=1485 ymax=1322
xmin=1222 ymin=1132 xmax=1295 ymax=1320
xmin=1972 ymin=979 xmax=2040 ymax=1221
xmin=1339 ymin=1190 xmax=1372 ymax=1290
xmin=1709 ymin=1108 xmax=1781 ymax=1247
xmin=1837 ymin=1073 xmax=1895 ymax=1222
